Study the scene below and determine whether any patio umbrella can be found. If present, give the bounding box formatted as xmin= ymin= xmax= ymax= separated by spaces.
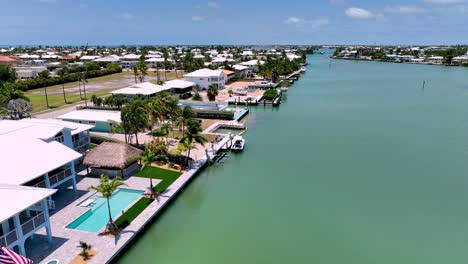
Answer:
xmin=0 ymin=247 xmax=33 ymax=264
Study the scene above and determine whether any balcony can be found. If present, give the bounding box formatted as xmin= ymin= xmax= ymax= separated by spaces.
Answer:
xmin=21 ymin=212 xmax=46 ymax=236
xmin=49 ymin=168 xmax=72 ymax=186
xmin=73 ymin=138 xmax=89 ymax=149
xmin=0 ymin=212 xmax=46 ymax=248
xmin=0 ymin=230 xmax=18 ymax=247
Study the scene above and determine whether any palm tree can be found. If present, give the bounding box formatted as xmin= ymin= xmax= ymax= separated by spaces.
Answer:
xmin=180 ymin=131 xmax=207 ymax=168
xmin=58 ymin=65 xmax=68 ymax=103
xmin=81 ymin=74 xmax=89 ymax=106
xmin=149 ymin=123 xmax=170 ymax=143
xmin=141 ymin=148 xmax=157 ymax=199
xmin=176 ymin=106 xmax=196 ymax=138
xmin=137 ymin=60 xmax=148 ymax=83
xmin=77 ymin=241 xmax=92 ymax=260
xmin=146 ymin=98 xmax=164 ymax=129
xmin=163 ymin=50 xmax=169 ymax=81
xmin=207 ymin=85 xmax=218 ymax=101
xmin=132 ymin=65 xmax=139 ymax=84
xmin=88 ymin=175 xmax=126 ymax=233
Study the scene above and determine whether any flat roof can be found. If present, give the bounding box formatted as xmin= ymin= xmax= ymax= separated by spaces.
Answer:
xmin=163 ymin=79 xmax=195 ymax=89
xmin=0 ymin=184 xmax=57 ymax=223
xmin=17 ymin=118 xmax=94 ymax=136
xmin=184 ymin=68 xmax=224 ymax=78
xmin=58 ymin=110 xmax=122 ymax=123
xmin=0 ymin=135 xmax=82 ymax=186
xmin=111 ymin=82 xmax=170 ymax=96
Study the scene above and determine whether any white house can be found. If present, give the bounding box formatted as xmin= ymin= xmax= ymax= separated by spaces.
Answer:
xmin=93 ymin=55 xmax=120 ymax=64
xmin=14 ymin=66 xmax=48 ymax=79
xmin=58 ymin=110 xmax=121 ymax=133
xmin=0 ymin=185 xmax=56 ymax=257
xmin=240 ymin=60 xmax=264 ymax=73
xmin=0 ymin=118 xmax=93 ymax=257
xmin=120 ymin=54 xmax=141 ymax=69
xmin=233 ymin=64 xmax=250 ymax=77
xmin=184 ymin=68 xmax=227 ymax=90
xmin=111 ymin=82 xmax=170 ymax=100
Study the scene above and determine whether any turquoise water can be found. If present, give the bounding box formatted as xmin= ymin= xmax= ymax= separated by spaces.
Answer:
xmin=117 ymin=53 xmax=468 ymax=264
xmin=67 ymin=189 xmax=143 ymax=233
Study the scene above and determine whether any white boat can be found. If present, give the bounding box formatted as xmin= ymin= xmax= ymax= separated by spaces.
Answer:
xmin=279 ymin=87 xmax=289 ymax=93
xmin=231 ymin=135 xmax=245 ymax=152
xmin=300 ymin=67 xmax=307 ymax=73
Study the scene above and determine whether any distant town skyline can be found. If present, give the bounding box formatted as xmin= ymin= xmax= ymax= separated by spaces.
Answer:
xmin=1 ymin=0 xmax=468 ymax=46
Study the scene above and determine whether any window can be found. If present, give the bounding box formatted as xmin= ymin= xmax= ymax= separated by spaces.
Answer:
xmin=89 ymin=121 xmax=96 ymax=125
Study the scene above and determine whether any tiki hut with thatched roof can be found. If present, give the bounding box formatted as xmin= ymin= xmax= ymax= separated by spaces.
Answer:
xmin=83 ymin=142 xmax=143 ymax=177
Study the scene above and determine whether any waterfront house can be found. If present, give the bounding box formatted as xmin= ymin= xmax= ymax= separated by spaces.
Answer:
xmin=58 ymin=109 xmax=121 ymax=133
xmin=426 ymin=56 xmax=444 ymax=65
xmin=0 ymin=185 xmax=56 ymax=257
xmin=184 ymin=68 xmax=227 ymax=90
xmin=0 ymin=119 xmax=86 ymax=258
xmin=163 ymin=79 xmax=196 ymax=99
xmin=83 ymin=142 xmax=143 ymax=177
xmin=222 ymin=69 xmax=236 ymax=81
xmin=111 ymin=82 xmax=170 ymax=100
xmin=232 ymin=64 xmax=250 ymax=77
xmin=453 ymin=55 xmax=468 ymax=64
xmin=240 ymin=60 xmax=264 ymax=73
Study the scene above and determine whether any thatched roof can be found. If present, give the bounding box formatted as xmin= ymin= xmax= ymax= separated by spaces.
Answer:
xmin=83 ymin=142 xmax=143 ymax=169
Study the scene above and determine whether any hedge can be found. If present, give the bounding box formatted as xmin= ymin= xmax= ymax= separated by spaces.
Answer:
xmin=115 ymin=197 xmax=153 ymax=229
xmin=263 ymin=89 xmax=278 ymax=101
xmin=13 ymin=66 xmax=122 ymax=91
xmin=194 ymin=109 xmax=234 ymax=120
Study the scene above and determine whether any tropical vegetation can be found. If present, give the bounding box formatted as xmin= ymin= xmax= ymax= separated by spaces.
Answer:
xmin=88 ymin=175 xmax=126 ymax=234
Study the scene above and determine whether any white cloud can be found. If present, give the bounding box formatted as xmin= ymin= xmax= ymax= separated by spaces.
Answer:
xmin=423 ymin=0 xmax=466 ymax=4
xmin=433 ymin=4 xmax=468 ymax=12
xmin=345 ymin=7 xmax=374 ymax=18
xmin=384 ymin=5 xmax=427 ymax=13
xmin=208 ymin=1 xmax=220 ymax=8
xmin=284 ymin=17 xmax=330 ymax=28
xmin=192 ymin=16 xmax=205 ymax=22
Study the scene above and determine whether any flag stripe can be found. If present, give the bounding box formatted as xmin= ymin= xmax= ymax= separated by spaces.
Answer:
xmin=0 ymin=247 xmax=32 ymax=264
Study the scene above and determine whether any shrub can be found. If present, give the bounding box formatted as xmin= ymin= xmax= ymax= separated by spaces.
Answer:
xmin=193 ymin=109 xmax=234 ymax=120
xmin=263 ymin=89 xmax=278 ymax=101
xmin=13 ymin=66 xmax=122 ymax=91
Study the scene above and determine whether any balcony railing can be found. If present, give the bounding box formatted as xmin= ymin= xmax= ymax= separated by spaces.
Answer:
xmin=21 ymin=212 xmax=46 ymax=236
xmin=73 ymin=138 xmax=89 ymax=149
xmin=0 ymin=230 xmax=18 ymax=248
xmin=49 ymin=168 xmax=72 ymax=186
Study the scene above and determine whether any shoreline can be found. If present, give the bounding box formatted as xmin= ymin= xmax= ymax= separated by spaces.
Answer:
xmin=330 ymin=56 xmax=468 ymax=68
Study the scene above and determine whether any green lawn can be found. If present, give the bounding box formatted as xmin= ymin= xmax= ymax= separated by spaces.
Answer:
xmin=28 ymin=87 xmax=117 ymax=113
xmin=114 ymin=197 xmax=153 ymax=228
xmin=134 ymin=166 xmax=183 ymax=192
xmin=26 ymin=72 xmax=133 ymax=113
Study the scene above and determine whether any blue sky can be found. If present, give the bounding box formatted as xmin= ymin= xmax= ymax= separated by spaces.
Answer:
xmin=1 ymin=0 xmax=467 ymax=45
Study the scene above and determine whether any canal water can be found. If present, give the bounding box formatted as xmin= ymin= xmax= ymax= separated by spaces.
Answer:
xmin=117 ymin=53 xmax=468 ymax=264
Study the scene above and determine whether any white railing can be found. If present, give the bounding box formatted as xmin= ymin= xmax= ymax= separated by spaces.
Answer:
xmin=0 ymin=229 xmax=18 ymax=247
xmin=30 ymin=199 xmax=55 ymax=211
xmin=73 ymin=138 xmax=89 ymax=149
xmin=49 ymin=168 xmax=72 ymax=186
xmin=21 ymin=212 xmax=46 ymax=236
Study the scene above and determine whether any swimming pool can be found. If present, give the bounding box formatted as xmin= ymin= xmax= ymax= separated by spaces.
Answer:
xmin=66 ymin=188 xmax=144 ymax=233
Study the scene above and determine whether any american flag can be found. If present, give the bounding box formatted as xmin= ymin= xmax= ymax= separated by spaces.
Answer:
xmin=0 ymin=247 xmax=33 ymax=264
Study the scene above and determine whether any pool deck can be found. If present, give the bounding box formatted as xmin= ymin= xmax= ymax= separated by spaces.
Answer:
xmin=32 ymin=136 xmax=230 ymax=264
